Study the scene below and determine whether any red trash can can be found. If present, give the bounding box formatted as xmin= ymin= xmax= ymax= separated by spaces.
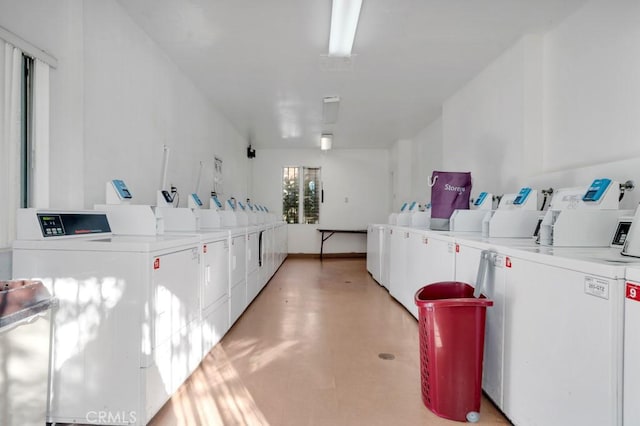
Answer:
xmin=414 ymin=281 xmax=493 ymax=423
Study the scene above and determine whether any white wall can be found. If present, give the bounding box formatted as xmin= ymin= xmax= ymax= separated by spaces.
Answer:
xmin=0 ymin=0 xmax=85 ymax=209
xmin=413 ymin=0 xmax=640 ymax=209
xmin=531 ymin=0 xmax=640 ymax=210
xmin=0 ymin=250 xmax=10 ymax=280
xmin=442 ymin=34 xmax=544 ymax=197
xmin=0 ymin=0 xmax=249 ymax=277
xmin=82 ymin=1 xmax=248 ymax=208
xmin=389 ymin=139 xmax=412 ymax=211
xmin=0 ymin=0 xmax=249 ymax=210
xmin=410 ymin=117 xmax=443 ymax=205
xmin=543 ymin=0 xmax=640 ymax=172
xmin=252 ymin=148 xmax=389 ymax=254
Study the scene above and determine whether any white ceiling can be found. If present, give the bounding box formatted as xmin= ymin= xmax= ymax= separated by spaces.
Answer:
xmin=116 ymin=0 xmax=586 ymax=150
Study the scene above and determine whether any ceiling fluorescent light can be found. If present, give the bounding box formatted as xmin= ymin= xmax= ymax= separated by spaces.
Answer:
xmin=323 ymin=96 xmax=340 ymax=124
xmin=329 ymin=0 xmax=363 ymax=57
xmin=320 ymin=134 xmax=333 ymax=150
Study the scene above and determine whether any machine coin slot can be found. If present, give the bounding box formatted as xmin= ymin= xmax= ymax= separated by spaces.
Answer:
xmin=582 ymin=178 xmax=612 ymax=202
xmin=513 ymin=187 xmax=532 ymax=205
xmin=474 ymin=192 xmax=488 ymax=207
xmin=191 ymin=193 xmax=203 ymax=207
xmin=212 ymin=194 xmax=223 ymax=209
xmin=612 ymin=221 xmax=632 ymax=246
xmin=112 ymin=179 xmax=133 ymax=199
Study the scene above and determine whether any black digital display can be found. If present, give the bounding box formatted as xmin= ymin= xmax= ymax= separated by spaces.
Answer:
xmin=38 ymin=213 xmax=111 ymax=237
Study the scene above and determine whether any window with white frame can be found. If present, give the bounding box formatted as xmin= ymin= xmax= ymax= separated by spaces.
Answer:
xmin=282 ymin=166 xmax=321 ymax=224
xmin=21 ymin=55 xmax=34 ymax=208
xmin=0 ymin=34 xmax=51 ymax=248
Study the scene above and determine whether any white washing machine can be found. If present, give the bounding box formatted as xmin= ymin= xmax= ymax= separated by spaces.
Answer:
xmin=12 ymin=209 xmax=201 ymax=426
xmin=219 ymin=203 xmax=248 ymax=328
xmin=388 ymin=225 xmax=409 ymax=301
xmin=398 ymin=228 xmax=456 ymax=319
xmin=202 ymin=197 xmax=249 ymax=329
xmin=274 ymin=220 xmax=287 ymax=270
xmin=452 ymin=205 xmax=637 ymax=425
xmin=160 ymin=207 xmax=232 ymax=359
xmin=237 ymin=201 xmax=261 ymax=309
xmin=101 ymin=201 xmax=235 ymax=361
xmin=254 ymin=207 xmax=287 ymax=294
xmin=380 ymin=225 xmax=392 ymax=289
xmin=198 ymin=229 xmax=231 ymax=356
xmin=366 ymin=224 xmax=384 ymax=284
xmin=453 ymin=236 xmax=509 ymax=410
xmin=258 ymin=222 xmax=273 ymax=291
xmin=495 ymin=244 xmax=630 ymax=426
xmin=274 ymin=220 xmax=288 ymax=272
xmin=246 ymin=225 xmax=260 ymax=305
xmin=624 ymin=265 xmax=640 ymax=426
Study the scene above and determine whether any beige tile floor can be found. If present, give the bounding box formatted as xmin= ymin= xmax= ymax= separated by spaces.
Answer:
xmin=150 ymin=258 xmax=512 ymax=425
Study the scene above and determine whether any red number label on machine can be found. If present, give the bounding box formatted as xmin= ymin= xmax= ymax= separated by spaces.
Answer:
xmin=154 ymin=258 xmax=160 ymax=270
xmin=203 ymin=244 xmax=208 ymax=254
xmin=626 ymin=282 xmax=640 ymax=302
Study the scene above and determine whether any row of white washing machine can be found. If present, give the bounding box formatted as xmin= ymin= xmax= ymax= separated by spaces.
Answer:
xmin=367 ymin=220 xmax=640 ymax=426
xmin=12 ymin=207 xmax=287 ymax=426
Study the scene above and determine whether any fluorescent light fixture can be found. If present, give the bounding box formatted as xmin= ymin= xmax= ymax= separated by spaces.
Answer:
xmin=323 ymin=96 xmax=340 ymax=124
xmin=329 ymin=0 xmax=363 ymax=57
xmin=320 ymin=134 xmax=333 ymax=150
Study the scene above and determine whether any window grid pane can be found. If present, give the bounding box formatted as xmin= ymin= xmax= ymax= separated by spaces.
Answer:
xmin=282 ymin=166 xmax=299 ymax=224
xmin=303 ymin=167 xmax=320 ymax=224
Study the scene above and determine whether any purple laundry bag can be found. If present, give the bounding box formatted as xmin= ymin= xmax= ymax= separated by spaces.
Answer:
xmin=428 ymin=171 xmax=472 ymax=230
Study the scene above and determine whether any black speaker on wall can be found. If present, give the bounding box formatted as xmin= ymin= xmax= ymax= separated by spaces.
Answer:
xmin=247 ymin=145 xmax=256 ymax=159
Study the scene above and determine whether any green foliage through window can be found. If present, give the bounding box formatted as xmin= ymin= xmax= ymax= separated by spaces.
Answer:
xmin=282 ymin=166 xmax=320 ymax=224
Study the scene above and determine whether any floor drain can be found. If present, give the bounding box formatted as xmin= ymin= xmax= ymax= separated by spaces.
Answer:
xmin=378 ymin=353 xmax=395 ymax=360
xmin=344 ymin=280 xmax=352 ymax=283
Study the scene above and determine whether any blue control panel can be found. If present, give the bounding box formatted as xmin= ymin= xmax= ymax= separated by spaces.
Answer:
xmin=226 ymin=199 xmax=236 ymax=210
xmin=212 ymin=195 xmax=223 ymax=209
xmin=400 ymin=202 xmax=408 ymax=212
xmin=112 ymin=179 xmax=132 ymax=199
xmin=408 ymin=201 xmax=417 ymax=211
xmin=238 ymin=201 xmax=246 ymax=211
xmin=474 ymin=192 xmax=488 ymax=207
xmin=583 ymin=178 xmax=612 ymax=202
xmin=513 ymin=187 xmax=532 ymax=205
xmin=191 ymin=193 xmax=203 ymax=207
